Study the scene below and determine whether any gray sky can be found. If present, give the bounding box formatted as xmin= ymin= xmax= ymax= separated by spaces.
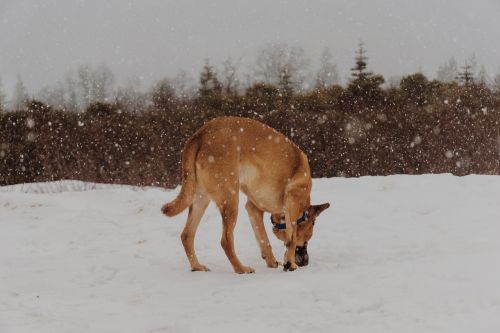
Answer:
xmin=1 ymin=0 xmax=499 ymax=97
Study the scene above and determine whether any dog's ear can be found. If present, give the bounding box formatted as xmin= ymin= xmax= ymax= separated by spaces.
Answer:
xmin=310 ymin=203 xmax=330 ymax=217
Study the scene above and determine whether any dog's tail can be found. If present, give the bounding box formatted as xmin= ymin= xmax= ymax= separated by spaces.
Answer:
xmin=161 ymin=137 xmax=198 ymax=217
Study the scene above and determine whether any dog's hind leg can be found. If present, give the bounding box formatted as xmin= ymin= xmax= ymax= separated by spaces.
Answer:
xmin=217 ymin=195 xmax=255 ymax=274
xmin=181 ymin=190 xmax=210 ymax=272
xmin=245 ymin=200 xmax=279 ymax=268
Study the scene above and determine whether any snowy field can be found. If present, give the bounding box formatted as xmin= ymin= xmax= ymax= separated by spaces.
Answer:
xmin=1 ymin=175 xmax=500 ymax=333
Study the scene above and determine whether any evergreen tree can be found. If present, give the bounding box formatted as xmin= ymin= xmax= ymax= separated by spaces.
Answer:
xmin=199 ymin=60 xmax=222 ymax=98
xmin=152 ymin=78 xmax=176 ymax=111
xmin=346 ymin=42 xmax=385 ymax=104
xmin=400 ymin=73 xmax=431 ymax=106
xmin=457 ymin=63 xmax=474 ymax=86
xmin=350 ymin=42 xmax=373 ymax=82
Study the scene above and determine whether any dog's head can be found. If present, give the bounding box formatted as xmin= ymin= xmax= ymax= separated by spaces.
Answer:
xmin=271 ymin=203 xmax=330 ymax=267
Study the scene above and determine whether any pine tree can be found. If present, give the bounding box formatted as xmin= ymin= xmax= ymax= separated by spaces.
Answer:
xmin=199 ymin=60 xmax=222 ymax=98
xmin=152 ymin=78 xmax=176 ymax=111
xmin=347 ymin=42 xmax=384 ymax=104
xmin=350 ymin=42 xmax=373 ymax=82
xmin=457 ymin=63 xmax=474 ymax=86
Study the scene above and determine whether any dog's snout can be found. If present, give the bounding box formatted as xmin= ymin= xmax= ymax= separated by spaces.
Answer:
xmin=295 ymin=246 xmax=309 ymax=267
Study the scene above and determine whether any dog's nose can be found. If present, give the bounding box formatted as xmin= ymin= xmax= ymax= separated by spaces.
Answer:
xmin=297 ymin=257 xmax=309 ymax=267
xmin=295 ymin=246 xmax=309 ymax=267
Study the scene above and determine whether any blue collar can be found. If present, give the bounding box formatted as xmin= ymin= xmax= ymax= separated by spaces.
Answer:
xmin=271 ymin=210 xmax=309 ymax=230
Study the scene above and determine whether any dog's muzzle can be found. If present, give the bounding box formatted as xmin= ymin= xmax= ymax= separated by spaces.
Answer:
xmin=295 ymin=245 xmax=309 ymax=267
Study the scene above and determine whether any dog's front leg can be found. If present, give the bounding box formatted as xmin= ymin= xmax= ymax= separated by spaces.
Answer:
xmin=245 ymin=200 xmax=279 ymax=268
xmin=283 ymin=194 xmax=301 ymax=271
xmin=283 ymin=225 xmax=298 ymax=271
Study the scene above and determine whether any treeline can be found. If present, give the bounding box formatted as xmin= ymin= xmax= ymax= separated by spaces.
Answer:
xmin=1 ymin=44 xmax=500 ymax=187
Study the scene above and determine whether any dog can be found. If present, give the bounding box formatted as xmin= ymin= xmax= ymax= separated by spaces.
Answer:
xmin=162 ymin=117 xmax=330 ymax=273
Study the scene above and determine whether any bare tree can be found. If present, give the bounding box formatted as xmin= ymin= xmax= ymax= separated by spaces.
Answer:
xmin=254 ymin=43 xmax=309 ymax=92
xmin=493 ymin=68 xmax=500 ymax=95
xmin=77 ymin=65 xmax=93 ymax=107
xmin=0 ymin=76 xmax=5 ymax=112
xmin=467 ymin=53 xmax=478 ymax=74
xmin=221 ymin=57 xmax=240 ymax=96
xmin=64 ymin=73 xmax=79 ymax=111
xmin=477 ymin=65 xmax=488 ymax=84
xmin=172 ymin=70 xmax=196 ymax=100
xmin=116 ymin=77 xmax=146 ymax=113
xmin=386 ymin=75 xmax=402 ymax=89
xmin=77 ymin=64 xmax=115 ymax=108
xmin=38 ymin=83 xmax=66 ymax=109
xmin=11 ymin=75 xmax=29 ymax=110
xmin=315 ymin=47 xmax=340 ymax=89
xmin=436 ymin=57 xmax=458 ymax=83
xmin=37 ymin=72 xmax=80 ymax=111
xmin=92 ymin=64 xmax=115 ymax=102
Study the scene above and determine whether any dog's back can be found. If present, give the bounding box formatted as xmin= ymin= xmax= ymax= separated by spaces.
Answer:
xmin=163 ymin=117 xmax=311 ymax=216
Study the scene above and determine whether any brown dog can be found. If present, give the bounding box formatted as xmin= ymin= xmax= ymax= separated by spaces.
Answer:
xmin=162 ymin=117 xmax=329 ymax=273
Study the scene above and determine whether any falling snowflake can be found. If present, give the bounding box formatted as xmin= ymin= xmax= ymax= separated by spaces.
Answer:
xmin=26 ymin=118 xmax=35 ymax=128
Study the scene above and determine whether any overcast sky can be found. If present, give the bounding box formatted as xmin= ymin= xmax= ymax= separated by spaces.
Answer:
xmin=1 ymin=0 xmax=499 ymax=97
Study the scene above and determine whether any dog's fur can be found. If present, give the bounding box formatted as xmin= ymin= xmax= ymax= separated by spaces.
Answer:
xmin=162 ymin=117 xmax=329 ymax=273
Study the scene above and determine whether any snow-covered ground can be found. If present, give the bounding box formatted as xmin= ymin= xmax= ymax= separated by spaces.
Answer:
xmin=1 ymin=175 xmax=500 ymax=333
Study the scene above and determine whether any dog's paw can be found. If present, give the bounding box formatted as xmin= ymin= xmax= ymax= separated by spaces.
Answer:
xmin=191 ymin=264 xmax=210 ymax=272
xmin=266 ymin=260 xmax=280 ymax=268
xmin=283 ymin=261 xmax=298 ymax=272
xmin=235 ymin=266 xmax=255 ymax=274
